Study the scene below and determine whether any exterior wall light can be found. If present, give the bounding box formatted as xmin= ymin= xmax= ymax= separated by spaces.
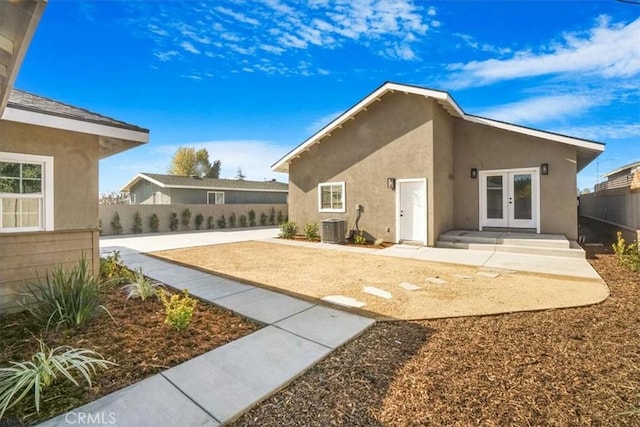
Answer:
xmin=470 ymin=168 xmax=478 ymax=179
xmin=387 ymin=178 xmax=396 ymax=190
xmin=541 ymin=163 xmax=549 ymax=175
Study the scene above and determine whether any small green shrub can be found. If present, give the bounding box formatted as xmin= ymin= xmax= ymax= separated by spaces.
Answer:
xmin=279 ymin=220 xmax=298 ymax=239
xmin=149 ymin=213 xmax=159 ymax=232
xmin=277 ymin=210 xmax=284 ymax=225
xmin=260 ymin=212 xmax=268 ymax=226
xmin=269 ymin=207 xmax=276 ymax=225
xmin=612 ymin=231 xmax=640 ymax=271
xmin=0 ymin=339 xmax=116 ymax=418
xmin=353 ymin=230 xmax=367 ymax=245
xmin=132 ymin=211 xmax=143 ymax=234
xmin=110 ymin=212 xmax=122 ymax=235
xmin=374 ymin=238 xmax=385 ymax=247
xmin=169 ymin=213 xmax=179 ymax=232
xmin=181 ymin=209 xmax=192 ymax=230
xmin=121 ymin=268 xmax=161 ymax=301
xmin=229 ymin=213 xmax=236 ymax=228
xmin=21 ymin=257 xmax=110 ymax=330
xmin=249 ymin=210 xmax=256 ymax=226
xmin=195 ymin=213 xmax=204 ymax=230
xmin=100 ymin=251 xmax=135 ymax=285
xmin=217 ymin=214 xmax=227 ymax=229
xmin=207 ymin=216 xmax=215 ymax=229
xmin=239 ymin=214 xmax=248 ymax=227
xmin=158 ymin=289 xmax=197 ymax=331
xmin=303 ymin=222 xmax=320 ymax=241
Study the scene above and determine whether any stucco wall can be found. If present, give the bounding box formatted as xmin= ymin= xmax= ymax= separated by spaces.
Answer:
xmin=288 ymin=92 xmax=433 ymax=243
xmin=99 ymin=203 xmax=288 ymax=235
xmin=580 ymin=188 xmax=640 ymax=230
xmin=453 ymin=119 xmax=579 ymax=240
xmin=431 ymin=101 xmax=455 ymax=243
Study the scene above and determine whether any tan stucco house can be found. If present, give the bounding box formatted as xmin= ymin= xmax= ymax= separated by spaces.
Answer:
xmin=0 ymin=0 xmax=149 ymax=312
xmin=272 ymin=82 xmax=604 ymax=246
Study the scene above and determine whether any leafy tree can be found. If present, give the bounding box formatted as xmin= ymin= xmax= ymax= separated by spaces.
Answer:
xmin=236 ymin=167 xmax=246 ymax=180
xmin=206 ymin=160 xmax=221 ymax=178
xmin=169 ymin=147 xmax=220 ymax=177
xmin=99 ymin=191 xmax=131 ymax=205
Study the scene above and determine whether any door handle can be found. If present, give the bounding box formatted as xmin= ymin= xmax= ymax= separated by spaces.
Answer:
xmin=509 ymin=197 xmax=513 ymax=204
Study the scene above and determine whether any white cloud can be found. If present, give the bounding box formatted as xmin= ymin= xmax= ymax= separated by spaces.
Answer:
xmin=306 ymin=111 xmax=343 ymax=134
xmin=154 ymin=50 xmax=179 ymax=61
xmin=180 ymin=41 xmax=200 ymax=54
xmin=552 ymin=123 xmax=640 ymax=141
xmin=447 ymin=15 xmax=640 ymax=89
xmin=215 ymin=6 xmax=260 ymax=26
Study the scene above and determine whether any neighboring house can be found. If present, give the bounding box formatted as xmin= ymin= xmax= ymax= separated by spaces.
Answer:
xmin=120 ymin=173 xmax=288 ymax=205
xmin=0 ymin=0 xmax=149 ymax=312
xmin=272 ymin=82 xmax=604 ymax=246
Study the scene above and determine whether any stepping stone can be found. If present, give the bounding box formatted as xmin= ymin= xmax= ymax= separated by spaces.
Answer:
xmin=477 ymin=271 xmax=500 ymax=278
xmin=398 ymin=282 xmax=421 ymax=291
xmin=426 ymin=277 xmax=447 ymax=284
xmin=322 ymin=295 xmax=367 ymax=308
xmin=451 ymin=274 xmax=473 ymax=280
xmin=362 ymin=286 xmax=392 ymax=299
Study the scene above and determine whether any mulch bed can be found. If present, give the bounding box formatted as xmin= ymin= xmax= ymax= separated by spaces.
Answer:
xmin=233 ymin=251 xmax=640 ymax=426
xmin=0 ymin=283 xmax=261 ymax=425
xmin=288 ymin=235 xmax=394 ymax=249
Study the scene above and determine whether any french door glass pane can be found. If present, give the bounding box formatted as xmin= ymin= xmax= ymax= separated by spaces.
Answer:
xmin=486 ymin=175 xmax=503 ymax=219
xmin=513 ymin=174 xmax=532 ymax=220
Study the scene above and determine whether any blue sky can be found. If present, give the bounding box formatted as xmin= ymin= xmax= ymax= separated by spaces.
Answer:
xmin=15 ymin=0 xmax=640 ymax=193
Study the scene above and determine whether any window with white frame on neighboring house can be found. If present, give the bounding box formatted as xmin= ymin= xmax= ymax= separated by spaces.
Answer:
xmin=207 ymin=191 xmax=224 ymax=205
xmin=318 ymin=182 xmax=345 ymax=212
xmin=0 ymin=152 xmax=54 ymax=232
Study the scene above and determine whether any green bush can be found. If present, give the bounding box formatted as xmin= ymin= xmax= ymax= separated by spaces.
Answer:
xmin=149 ymin=213 xmax=159 ymax=232
xmin=132 ymin=211 xmax=143 ymax=234
xmin=279 ymin=221 xmax=298 ymax=239
xmin=121 ymin=268 xmax=161 ymax=301
xmin=249 ymin=210 xmax=256 ymax=227
xmin=195 ymin=213 xmax=204 ymax=230
xmin=612 ymin=231 xmax=640 ymax=271
xmin=239 ymin=214 xmax=248 ymax=227
xmin=158 ymin=289 xmax=197 ymax=331
xmin=353 ymin=230 xmax=367 ymax=245
xmin=260 ymin=212 xmax=268 ymax=226
xmin=217 ymin=214 xmax=227 ymax=229
xmin=277 ymin=210 xmax=284 ymax=225
xmin=110 ymin=212 xmax=122 ymax=235
xmin=100 ymin=251 xmax=135 ymax=285
xmin=229 ymin=213 xmax=236 ymax=228
xmin=169 ymin=213 xmax=179 ymax=232
xmin=303 ymin=222 xmax=320 ymax=241
xmin=269 ymin=207 xmax=276 ymax=225
xmin=207 ymin=216 xmax=214 ymax=229
xmin=0 ymin=340 xmax=116 ymax=418
xmin=181 ymin=209 xmax=192 ymax=230
xmin=21 ymin=257 xmax=110 ymax=330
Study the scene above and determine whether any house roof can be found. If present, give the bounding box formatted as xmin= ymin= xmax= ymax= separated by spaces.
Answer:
xmin=272 ymin=81 xmax=605 ymax=173
xmin=603 ymin=160 xmax=640 ymax=179
xmin=120 ymin=173 xmax=289 ymax=193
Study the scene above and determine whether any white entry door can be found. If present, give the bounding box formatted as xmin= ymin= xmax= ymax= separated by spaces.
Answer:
xmin=397 ymin=179 xmax=427 ymax=244
xmin=479 ymin=168 xmax=539 ymax=230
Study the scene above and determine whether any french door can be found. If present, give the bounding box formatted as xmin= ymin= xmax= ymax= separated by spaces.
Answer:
xmin=479 ymin=168 xmax=539 ymax=231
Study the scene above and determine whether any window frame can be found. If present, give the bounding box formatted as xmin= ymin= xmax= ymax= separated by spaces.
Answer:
xmin=207 ymin=191 xmax=225 ymax=205
xmin=318 ymin=181 xmax=346 ymax=213
xmin=0 ymin=152 xmax=54 ymax=233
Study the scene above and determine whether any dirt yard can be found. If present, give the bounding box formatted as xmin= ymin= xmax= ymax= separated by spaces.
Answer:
xmin=153 ymin=241 xmax=608 ymax=320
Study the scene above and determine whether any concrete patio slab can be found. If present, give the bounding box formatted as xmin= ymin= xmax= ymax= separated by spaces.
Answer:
xmin=40 ymin=375 xmax=218 ymax=427
xmin=483 ymin=252 xmax=602 ymax=279
xmin=162 ymin=326 xmax=332 ymax=424
xmin=173 ymin=274 xmax=255 ymax=300
xmin=143 ymin=264 xmax=211 ymax=286
xmin=275 ymin=305 xmax=375 ymax=349
xmin=412 ymin=247 xmax=494 ymax=266
xmin=214 ymin=287 xmax=314 ymax=324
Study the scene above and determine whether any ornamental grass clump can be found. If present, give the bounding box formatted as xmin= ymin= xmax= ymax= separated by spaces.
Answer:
xmin=158 ymin=289 xmax=197 ymax=331
xmin=121 ymin=268 xmax=162 ymax=301
xmin=0 ymin=339 xmax=116 ymax=418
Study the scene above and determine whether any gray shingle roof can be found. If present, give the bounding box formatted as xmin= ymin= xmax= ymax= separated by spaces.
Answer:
xmin=7 ymin=89 xmax=149 ymax=133
xmin=142 ymin=173 xmax=288 ymax=191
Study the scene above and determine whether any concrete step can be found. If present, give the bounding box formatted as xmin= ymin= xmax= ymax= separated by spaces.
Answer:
xmin=435 ymin=240 xmax=585 ymax=258
xmin=438 ymin=231 xmax=571 ymax=249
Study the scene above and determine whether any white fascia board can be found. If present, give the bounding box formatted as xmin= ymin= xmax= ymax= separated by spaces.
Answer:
xmin=2 ymin=107 xmax=149 ymax=143
xmin=119 ymin=173 xmax=167 ymax=193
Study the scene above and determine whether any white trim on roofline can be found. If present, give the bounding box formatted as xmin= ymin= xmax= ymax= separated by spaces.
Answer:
xmin=271 ymin=81 xmax=605 ymax=173
xmin=120 ymin=173 xmax=287 ymax=193
xmin=2 ymin=106 xmax=149 ymax=143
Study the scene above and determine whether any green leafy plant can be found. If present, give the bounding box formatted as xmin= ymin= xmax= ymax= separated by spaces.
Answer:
xmin=612 ymin=231 xmax=640 ymax=272
xmin=269 ymin=207 xmax=276 ymax=225
xmin=207 ymin=216 xmax=215 ymax=229
xmin=249 ymin=210 xmax=256 ymax=227
xmin=277 ymin=210 xmax=284 ymax=225
xmin=353 ymin=230 xmax=367 ymax=245
xmin=100 ymin=251 xmax=135 ymax=285
xmin=260 ymin=212 xmax=268 ymax=226
xmin=279 ymin=220 xmax=298 ymax=239
xmin=0 ymin=339 xmax=116 ymax=418
xmin=21 ymin=258 xmax=110 ymax=331
xmin=303 ymin=222 xmax=320 ymax=241
xmin=121 ymin=268 xmax=161 ymax=301
xmin=229 ymin=212 xmax=236 ymax=228
xmin=239 ymin=214 xmax=248 ymax=227
xmin=110 ymin=212 xmax=122 ymax=235
xmin=158 ymin=289 xmax=197 ymax=331
xmin=195 ymin=213 xmax=204 ymax=230
xmin=169 ymin=212 xmax=179 ymax=232
xmin=181 ymin=209 xmax=192 ymax=230
xmin=149 ymin=213 xmax=159 ymax=232
xmin=217 ymin=214 xmax=227 ymax=229
xmin=132 ymin=211 xmax=143 ymax=234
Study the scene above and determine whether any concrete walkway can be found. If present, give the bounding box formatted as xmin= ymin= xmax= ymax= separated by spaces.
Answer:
xmin=41 ymin=247 xmax=374 ymax=426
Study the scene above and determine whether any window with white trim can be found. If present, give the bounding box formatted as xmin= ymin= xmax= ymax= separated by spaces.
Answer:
xmin=207 ymin=191 xmax=225 ymax=205
xmin=0 ymin=152 xmax=54 ymax=232
xmin=318 ymin=182 xmax=345 ymax=212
